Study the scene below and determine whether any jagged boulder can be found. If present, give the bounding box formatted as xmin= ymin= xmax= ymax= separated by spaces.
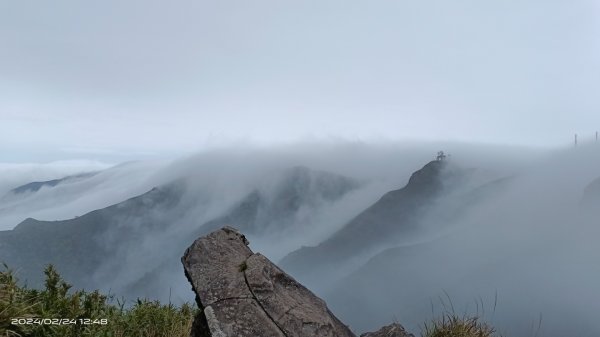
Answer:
xmin=181 ymin=226 xmax=357 ymax=337
xmin=360 ymin=323 xmax=414 ymax=337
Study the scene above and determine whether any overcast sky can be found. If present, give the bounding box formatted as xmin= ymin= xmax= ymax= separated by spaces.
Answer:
xmin=1 ymin=0 xmax=599 ymax=162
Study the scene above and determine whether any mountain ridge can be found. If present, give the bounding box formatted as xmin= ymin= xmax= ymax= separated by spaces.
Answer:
xmin=0 ymin=166 xmax=359 ymax=301
xmin=279 ymin=160 xmax=452 ymax=276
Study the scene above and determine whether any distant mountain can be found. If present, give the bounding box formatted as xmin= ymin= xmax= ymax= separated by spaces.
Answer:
xmin=5 ymin=172 xmax=98 ymax=196
xmin=279 ymin=161 xmax=506 ymax=282
xmin=0 ymin=184 xmax=182 ymax=290
xmin=197 ymin=166 xmax=360 ymax=236
xmin=280 ymin=161 xmax=450 ymax=274
xmin=0 ymin=166 xmax=359 ymax=300
xmin=125 ymin=166 xmax=360 ymax=300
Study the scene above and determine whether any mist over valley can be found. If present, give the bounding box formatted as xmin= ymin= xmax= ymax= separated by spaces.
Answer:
xmin=1 ymin=142 xmax=599 ymax=336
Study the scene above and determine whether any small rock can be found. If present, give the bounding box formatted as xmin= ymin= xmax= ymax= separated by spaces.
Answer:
xmin=360 ymin=323 xmax=415 ymax=337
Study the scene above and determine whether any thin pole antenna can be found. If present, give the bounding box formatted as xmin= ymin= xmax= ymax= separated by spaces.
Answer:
xmin=575 ymin=133 xmax=578 ymax=146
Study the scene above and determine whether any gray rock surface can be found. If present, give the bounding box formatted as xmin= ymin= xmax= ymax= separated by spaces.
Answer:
xmin=359 ymin=323 xmax=414 ymax=337
xmin=182 ymin=226 xmax=357 ymax=337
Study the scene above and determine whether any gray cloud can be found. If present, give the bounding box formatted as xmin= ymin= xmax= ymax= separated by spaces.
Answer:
xmin=319 ymin=143 xmax=600 ymax=336
xmin=2 ymin=0 xmax=599 ymax=161
xmin=2 ymin=141 xmax=599 ymax=335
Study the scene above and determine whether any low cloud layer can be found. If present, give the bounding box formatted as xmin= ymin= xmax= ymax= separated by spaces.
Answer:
xmin=319 ymin=144 xmax=600 ymax=336
xmin=3 ymin=141 xmax=599 ymax=336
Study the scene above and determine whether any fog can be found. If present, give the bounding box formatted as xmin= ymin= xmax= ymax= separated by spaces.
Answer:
xmin=3 ymin=0 xmax=600 ymax=160
xmin=90 ymin=141 xmax=535 ymax=303
xmin=0 ymin=141 xmax=537 ymax=230
xmin=3 ymin=0 xmax=600 ymax=335
xmin=0 ymin=160 xmax=112 ymax=196
xmin=0 ymin=160 xmax=163 ymax=229
xmin=319 ymin=143 xmax=600 ymax=336
xmin=2 ymin=141 xmax=600 ymax=336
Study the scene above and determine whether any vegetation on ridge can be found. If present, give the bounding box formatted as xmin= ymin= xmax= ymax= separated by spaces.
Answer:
xmin=1 ymin=264 xmax=502 ymax=337
xmin=423 ymin=314 xmax=498 ymax=337
xmin=0 ymin=264 xmax=196 ymax=337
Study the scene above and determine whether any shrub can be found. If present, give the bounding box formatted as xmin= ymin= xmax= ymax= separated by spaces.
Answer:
xmin=0 ymin=264 xmax=197 ymax=337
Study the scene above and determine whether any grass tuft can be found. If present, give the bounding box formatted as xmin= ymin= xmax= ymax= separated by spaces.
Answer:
xmin=0 ymin=264 xmax=197 ymax=337
xmin=422 ymin=314 xmax=498 ymax=337
xmin=238 ymin=261 xmax=248 ymax=272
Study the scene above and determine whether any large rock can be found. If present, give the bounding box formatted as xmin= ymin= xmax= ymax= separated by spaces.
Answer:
xmin=182 ymin=226 xmax=357 ymax=337
xmin=359 ymin=323 xmax=414 ymax=337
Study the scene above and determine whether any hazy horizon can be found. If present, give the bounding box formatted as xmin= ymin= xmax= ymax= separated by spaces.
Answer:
xmin=2 ymin=0 xmax=600 ymax=162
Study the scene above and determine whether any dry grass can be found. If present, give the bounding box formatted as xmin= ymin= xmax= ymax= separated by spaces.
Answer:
xmin=422 ymin=314 xmax=497 ymax=337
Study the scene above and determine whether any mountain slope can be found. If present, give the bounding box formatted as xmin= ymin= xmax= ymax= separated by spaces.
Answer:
xmin=0 ymin=184 xmax=182 ymax=289
xmin=197 ymin=166 xmax=360 ymax=236
xmin=279 ymin=160 xmax=507 ymax=283
xmin=280 ymin=161 xmax=453 ymax=275
xmin=0 ymin=166 xmax=359 ymax=301
xmin=6 ymin=172 xmax=98 ymax=196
